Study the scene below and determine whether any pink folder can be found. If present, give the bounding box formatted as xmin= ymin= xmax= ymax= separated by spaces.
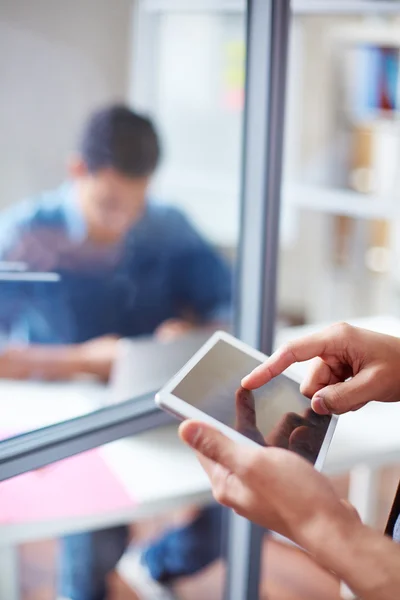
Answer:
xmin=0 ymin=430 xmax=135 ymax=524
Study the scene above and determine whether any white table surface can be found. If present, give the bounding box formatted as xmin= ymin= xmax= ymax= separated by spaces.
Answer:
xmin=0 ymin=379 xmax=109 ymax=433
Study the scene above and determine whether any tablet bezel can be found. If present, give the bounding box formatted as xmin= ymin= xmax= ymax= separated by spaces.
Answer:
xmin=155 ymin=330 xmax=337 ymax=471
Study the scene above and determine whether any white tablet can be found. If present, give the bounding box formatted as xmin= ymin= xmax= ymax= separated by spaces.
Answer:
xmin=155 ymin=330 xmax=337 ymax=470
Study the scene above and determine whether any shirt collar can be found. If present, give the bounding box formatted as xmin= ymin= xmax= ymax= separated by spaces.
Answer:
xmin=60 ymin=182 xmax=154 ymax=244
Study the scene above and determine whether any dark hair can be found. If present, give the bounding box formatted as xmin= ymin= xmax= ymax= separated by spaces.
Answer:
xmin=80 ymin=104 xmax=160 ymax=177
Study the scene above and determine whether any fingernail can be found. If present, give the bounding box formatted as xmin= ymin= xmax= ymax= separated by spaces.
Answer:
xmin=241 ymin=371 xmax=255 ymax=388
xmin=187 ymin=425 xmax=203 ymax=448
xmin=312 ymin=395 xmax=330 ymax=415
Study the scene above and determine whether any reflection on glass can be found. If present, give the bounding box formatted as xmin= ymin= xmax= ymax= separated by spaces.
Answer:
xmin=152 ymin=12 xmax=245 ymax=248
xmin=235 ymin=387 xmax=330 ymax=464
xmin=0 ymin=11 xmax=244 ymax=439
xmin=1 ymin=5 xmax=243 ymax=600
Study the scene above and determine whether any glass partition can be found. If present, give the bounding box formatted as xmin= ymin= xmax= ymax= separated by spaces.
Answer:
xmin=149 ymin=11 xmax=245 ymax=250
xmin=0 ymin=0 xmax=243 ymax=444
xmin=0 ymin=2 xmax=246 ymax=599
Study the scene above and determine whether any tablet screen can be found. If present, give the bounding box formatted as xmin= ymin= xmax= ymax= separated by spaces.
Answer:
xmin=172 ymin=338 xmax=331 ymax=464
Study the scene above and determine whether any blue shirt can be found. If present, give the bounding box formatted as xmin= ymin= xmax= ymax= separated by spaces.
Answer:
xmin=0 ymin=183 xmax=232 ymax=344
xmin=394 ymin=515 xmax=400 ymax=543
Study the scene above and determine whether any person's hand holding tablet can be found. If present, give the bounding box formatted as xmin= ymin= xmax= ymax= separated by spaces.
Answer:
xmin=179 ymin=323 xmax=400 ymax=600
xmin=243 ymin=322 xmax=400 ymax=414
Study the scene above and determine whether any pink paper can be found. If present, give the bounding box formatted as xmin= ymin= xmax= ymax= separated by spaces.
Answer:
xmin=0 ymin=431 xmax=135 ymax=524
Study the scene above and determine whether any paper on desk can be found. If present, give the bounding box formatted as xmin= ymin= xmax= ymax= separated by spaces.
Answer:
xmin=0 ymin=443 xmax=136 ymax=524
xmin=0 ymin=379 xmax=135 ymax=524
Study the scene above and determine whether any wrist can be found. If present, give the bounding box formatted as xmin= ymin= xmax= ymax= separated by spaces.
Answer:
xmin=73 ymin=343 xmax=92 ymax=375
xmin=305 ymin=507 xmax=392 ymax=598
xmin=307 ymin=507 xmax=362 ymax=569
xmin=76 ymin=338 xmax=116 ymax=381
xmin=62 ymin=344 xmax=86 ymax=376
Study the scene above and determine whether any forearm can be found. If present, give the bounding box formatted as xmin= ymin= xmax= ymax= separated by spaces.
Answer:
xmin=1 ymin=339 xmax=115 ymax=381
xmin=306 ymin=513 xmax=400 ymax=599
xmin=2 ymin=345 xmax=86 ymax=380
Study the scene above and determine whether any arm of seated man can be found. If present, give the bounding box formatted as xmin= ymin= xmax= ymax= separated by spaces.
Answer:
xmin=0 ymin=336 xmax=118 ymax=382
xmin=0 ymin=316 xmax=221 ymax=382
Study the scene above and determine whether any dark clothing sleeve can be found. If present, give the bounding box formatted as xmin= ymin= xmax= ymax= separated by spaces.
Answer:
xmin=170 ymin=211 xmax=233 ymax=324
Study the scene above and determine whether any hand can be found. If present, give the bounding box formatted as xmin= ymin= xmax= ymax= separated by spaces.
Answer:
xmin=0 ymin=336 xmax=118 ymax=381
xmin=180 ymin=418 xmax=400 ymax=600
xmin=265 ymin=409 xmax=330 ymax=463
xmin=242 ymin=322 xmax=400 ymax=415
xmin=179 ymin=420 xmax=359 ymax=551
xmin=0 ymin=344 xmax=82 ymax=380
xmin=155 ymin=319 xmax=196 ymax=343
xmin=79 ymin=335 xmax=119 ymax=381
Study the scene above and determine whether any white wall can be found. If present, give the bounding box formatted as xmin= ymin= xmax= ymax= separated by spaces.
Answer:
xmin=0 ymin=0 xmax=133 ymax=207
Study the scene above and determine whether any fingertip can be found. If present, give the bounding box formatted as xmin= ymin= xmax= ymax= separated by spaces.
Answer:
xmin=311 ymin=395 xmax=331 ymax=415
xmin=240 ymin=375 xmax=252 ymax=389
xmin=178 ymin=420 xmax=203 ymax=448
xmin=241 ymin=368 xmax=264 ymax=390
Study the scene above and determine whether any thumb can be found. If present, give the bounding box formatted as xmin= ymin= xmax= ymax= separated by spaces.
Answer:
xmin=312 ymin=369 xmax=376 ymax=415
xmin=179 ymin=420 xmax=238 ymax=471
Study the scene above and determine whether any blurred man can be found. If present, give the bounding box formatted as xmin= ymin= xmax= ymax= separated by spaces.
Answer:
xmin=0 ymin=105 xmax=230 ymax=599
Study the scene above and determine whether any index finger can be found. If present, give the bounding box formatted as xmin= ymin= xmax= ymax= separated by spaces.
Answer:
xmin=241 ymin=329 xmax=333 ymax=390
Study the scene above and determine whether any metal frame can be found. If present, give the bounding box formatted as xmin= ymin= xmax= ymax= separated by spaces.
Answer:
xmin=0 ymin=393 xmax=171 ymax=482
xmin=225 ymin=1 xmax=291 ymax=599
xmin=235 ymin=0 xmax=290 ymax=353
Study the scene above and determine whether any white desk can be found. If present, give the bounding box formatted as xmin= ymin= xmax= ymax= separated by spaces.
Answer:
xmin=1 ymin=316 xmax=400 ymax=599
xmin=0 ymin=379 xmax=109 ymax=432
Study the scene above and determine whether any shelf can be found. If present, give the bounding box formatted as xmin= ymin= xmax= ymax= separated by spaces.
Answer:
xmin=155 ymin=172 xmax=400 ymax=244
xmin=329 ymin=22 xmax=400 ymax=48
xmin=283 ymin=182 xmax=399 ymax=219
xmin=293 ymin=1 xmax=400 ymax=16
